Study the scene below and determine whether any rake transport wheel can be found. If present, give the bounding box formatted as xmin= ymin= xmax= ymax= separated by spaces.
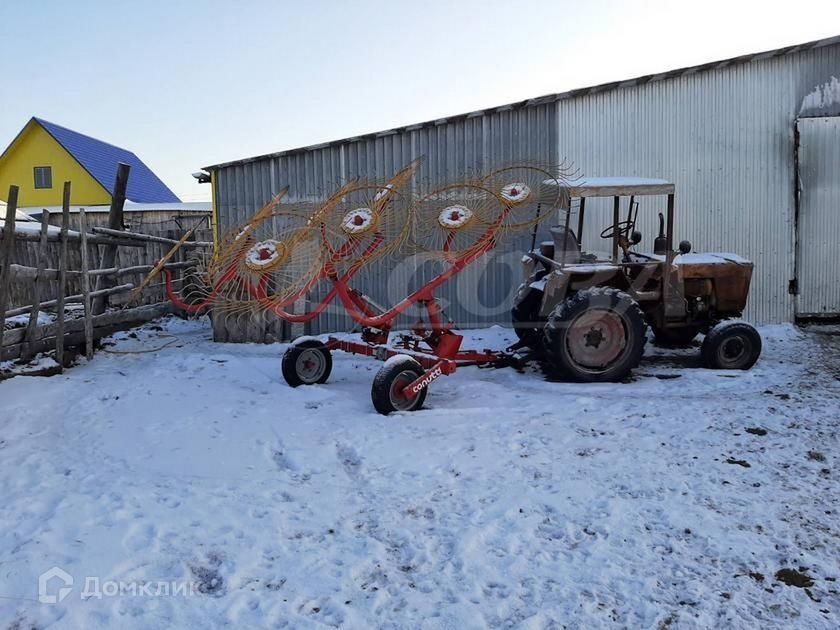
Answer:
xmin=371 ymin=356 xmax=428 ymax=415
xmin=701 ymin=320 xmax=761 ymax=370
xmin=282 ymin=339 xmax=333 ymax=387
xmin=544 ymin=288 xmax=647 ymax=382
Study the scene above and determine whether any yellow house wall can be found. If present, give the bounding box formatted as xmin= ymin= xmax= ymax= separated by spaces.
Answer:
xmin=0 ymin=123 xmax=111 ymax=207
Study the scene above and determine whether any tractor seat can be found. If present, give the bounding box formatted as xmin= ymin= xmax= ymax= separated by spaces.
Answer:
xmin=550 ymin=225 xmax=581 ymax=264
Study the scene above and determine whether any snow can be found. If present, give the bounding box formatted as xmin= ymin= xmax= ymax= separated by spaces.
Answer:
xmin=0 ymin=353 xmax=60 ymax=377
xmin=676 ymin=253 xmax=752 ymax=265
xmin=0 ymin=201 xmax=34 ymax=222
xmin=20 ymin=202 xmax=211 ymax=217
xmin=9 ymin=210 xmax=35 ymax=222
xmin=544 ymin=176 xmax=673 ymax=189
xmin=437 ymin=204 xmax=473 ymax=229
xmin=1 ymin=317 xmax=838 ymax=628
xmin=573 ymin=176 xmax=672 ymax=187
xmin=3 ymin=311 xmax=52 ymax=331
xmin=634 ymin=253 xmax=752 ymax=265
xmin=558 ymin=263 xmax=621 ymax=273
xmin=0 ymin=219 xmax=84 ymax=239
xmin=382 ymin=353 xmax=417 ymax=368
xmin=5 ymin=220 xmax=47 ymax=235
xmin=290 ymin=335 xmax=327 ymax=347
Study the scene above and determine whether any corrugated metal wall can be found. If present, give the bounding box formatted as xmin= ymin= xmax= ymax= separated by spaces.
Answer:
xmin=212 ymin=42 xmax=840 ymax=339
xmin=796 ymin=116 xmax=840 ymax=317
xmin=213 ymin=105 xmax=557 ymax=338
xmin=556 ymin=45 xmax=840 ymax=324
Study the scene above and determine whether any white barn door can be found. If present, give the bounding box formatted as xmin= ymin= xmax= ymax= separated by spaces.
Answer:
xmin=796 ymin=117 xmax=840 ymax=318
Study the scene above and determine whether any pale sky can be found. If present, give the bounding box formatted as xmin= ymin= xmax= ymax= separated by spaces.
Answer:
xmin=1 ymin=0 xmax=838 ymax=202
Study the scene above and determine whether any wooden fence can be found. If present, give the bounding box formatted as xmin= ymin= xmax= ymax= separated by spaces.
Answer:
xmin=0 ymin=168 xmax=211 ymax=372
xmin=6 ymin=227 xmax=212 ymax=309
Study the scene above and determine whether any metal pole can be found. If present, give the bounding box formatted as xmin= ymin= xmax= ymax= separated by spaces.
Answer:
xmin=612 ymin=196 xmax=620 ymax=262
xmin=561 ymin=199 xmax=572 ymax=270
xmin=576 ymin=196 xmax=586 ymax=243
xmin=662 ymin=193 xmax=679 ymax=319
xmin=665 ymin=193 xmax=675 ymax=251
xmin=529 ymin=203 xmax=542 ymax=252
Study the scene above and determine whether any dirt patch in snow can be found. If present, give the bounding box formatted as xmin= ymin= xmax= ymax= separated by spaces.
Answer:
xmin=775 ymin=568 xmax=815 ymax=588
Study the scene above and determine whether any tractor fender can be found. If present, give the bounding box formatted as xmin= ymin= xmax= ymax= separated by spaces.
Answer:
xmin=539 ymin=271 xmax=571 ymax=317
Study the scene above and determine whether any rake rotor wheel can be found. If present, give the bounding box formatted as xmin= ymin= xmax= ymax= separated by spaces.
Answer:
xmin=479 ymin=164 xmax=570 ymax=231
xmin=211 ymin=211 xmax=325 ymax=316
xmin=314 ymin=185 xmax=414 ymax=275
xmin=307 ymin=158 xmax=422 ymax=275
xmin=411 ymin=183 xmax=508 ymax=261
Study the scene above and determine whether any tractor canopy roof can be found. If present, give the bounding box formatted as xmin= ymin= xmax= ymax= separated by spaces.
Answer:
xmin=546 ymin=177 xmax=675 ymax=198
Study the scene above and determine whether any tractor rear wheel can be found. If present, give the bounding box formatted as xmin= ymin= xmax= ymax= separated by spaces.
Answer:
xmin=544 ymin=288 xmax=646 ymax=382
xmin=371 ymin=356 xmax=427 ymax=415
xmin=282 ymin=339 xmax=332 ymax=387
xmin=701 ymin=321 xmax=761 ymax=370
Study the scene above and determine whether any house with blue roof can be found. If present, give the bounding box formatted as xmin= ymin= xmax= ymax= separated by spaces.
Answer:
xmin=0 ymin=117 xmax=180 ymax=207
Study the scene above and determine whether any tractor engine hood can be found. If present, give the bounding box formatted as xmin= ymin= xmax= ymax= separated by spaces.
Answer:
xmin=675 ymin=253 xmax=752 ymax=265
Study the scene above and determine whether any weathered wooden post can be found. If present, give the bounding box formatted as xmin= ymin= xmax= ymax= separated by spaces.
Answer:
xmin=79 ymin=209 xmax=94 ymax=359
xmin=93 ymin=162 xmax=130 ymax=314
xmin=21 ymin=210 xmax=51 ymax=361
xmin=55 ymin=182 xmax=71 ymax=370
xmin=0 ymin=186 xmax=20 ymax=348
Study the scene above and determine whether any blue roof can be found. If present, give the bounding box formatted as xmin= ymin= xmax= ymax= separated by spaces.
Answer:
xmin=34 ymin=118 xmax=180 ymax=203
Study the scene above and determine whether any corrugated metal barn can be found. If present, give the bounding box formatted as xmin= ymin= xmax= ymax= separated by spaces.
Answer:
xmin=205 ymin=35 xmax=840 ymax=342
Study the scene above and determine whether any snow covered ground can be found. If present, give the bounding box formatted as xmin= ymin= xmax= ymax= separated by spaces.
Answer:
xmin=0 ymin=317 xmax=838 ymax=629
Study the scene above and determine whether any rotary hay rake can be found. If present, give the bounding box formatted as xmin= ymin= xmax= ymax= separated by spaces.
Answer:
xmin=149 ymin=159 xmax=575 ymax=414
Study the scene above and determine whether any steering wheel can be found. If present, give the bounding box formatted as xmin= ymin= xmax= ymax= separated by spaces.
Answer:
xmin=600 ymin=220 xmax=635 ymax=240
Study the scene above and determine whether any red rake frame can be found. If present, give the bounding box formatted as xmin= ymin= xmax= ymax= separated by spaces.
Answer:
xmin=160 ymin=162 xmax=573 ymax=408
xmin=163 ymin=188 xmax=522 ymax=399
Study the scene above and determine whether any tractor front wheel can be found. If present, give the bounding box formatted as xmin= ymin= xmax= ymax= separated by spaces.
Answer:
xmin=544 ymin=288 xmax=647 ymax=382
xmin=701 ymin=321 xmax=761 ymax=370
xmin=371 ymin=356 xmax=427 ymax=415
